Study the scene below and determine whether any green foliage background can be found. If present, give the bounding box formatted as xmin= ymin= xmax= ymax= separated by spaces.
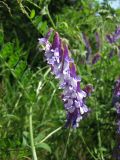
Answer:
xmin=0 ymin=0 xmax=120 ymax=159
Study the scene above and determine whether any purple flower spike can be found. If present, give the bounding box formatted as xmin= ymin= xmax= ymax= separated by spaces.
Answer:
xmin=82 ymin=33 xmax=92 ymax=62
xmin=106 ymin=26 xmax=120 ymax=44
xmin=92 ymin=53 xmax=101 ymax=64
xmin=39 ymin=30 xmax=92 ymax=128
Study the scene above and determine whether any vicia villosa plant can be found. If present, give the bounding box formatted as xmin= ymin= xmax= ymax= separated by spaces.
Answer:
xmin=38 ymin=29 xmax=93 ymax=128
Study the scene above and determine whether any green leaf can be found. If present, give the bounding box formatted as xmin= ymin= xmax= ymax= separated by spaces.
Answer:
xmin=30 ymin=9 xmax=35 ymax=19
xmin=8 ymin=54 xmax=19 ymax=68
xmin=35 ymin=142 xmax=51 ymax=153
xmin=5 ymin=114 xmax=20 ymax=121
xmin=59 ymin=22 xmax=68 ymax=29
xmin=14 ymin=60 xmax=27 ymax=78
xmin=1 ymin=42 xmax=13 ymax=59
xmin=37 ymin=21 xmax=48 ymax=34
xmin=34 ymin=133 xmax=45 ymax=144
xmin=22 ymin=131 xmax=29 ymax=147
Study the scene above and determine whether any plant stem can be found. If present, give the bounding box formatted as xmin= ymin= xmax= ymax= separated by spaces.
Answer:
xmin=36 ymin=126 xmax=62 ymax=144
xmin=29 ymin=105 xmax=38 ymax=160
xmin=26 ymin=0 xmax=41 ymax=10
xmin=95 ymin=92 xmax=104 ymax=160
xmin=96 ymin=112 xmax=104 ymax=160
xmin=47 ymin=6 xmax=56 ymax=29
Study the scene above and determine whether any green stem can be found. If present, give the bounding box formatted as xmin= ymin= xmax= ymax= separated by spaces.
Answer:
xmin=36 ymin=126 xmax=62 ymax=144
xmin=29 ymin=106 xmax=38 ymax=160
xmin=18 ymin=1 xmax=56 ymax=30
xmin=94 ymin=90 xmax=104 ymax=160
xmin=47 ymin=6 xmax=56 ymax=29
xmin=96 ymin=112 xmax=104 ymax=160
xmin=26 ymin=0 xmax=41 ymax=10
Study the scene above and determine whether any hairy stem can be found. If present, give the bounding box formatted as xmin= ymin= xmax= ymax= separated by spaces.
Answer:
xmin=29 ymin=106 xmax=38 ymax=160
xmin=36 ymin=126 xmax=62 ymax=145
xmin=47 ymin=6 xmax=56 ymax=29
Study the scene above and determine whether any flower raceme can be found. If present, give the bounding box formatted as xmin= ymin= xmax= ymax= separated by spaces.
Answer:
xmin=38 ymin=30 xmax=92 ymax=128
xmin=92 ymin=53 xmax=101 ymax=64
xmin=106 ymin=27 xmax=120 ymax=44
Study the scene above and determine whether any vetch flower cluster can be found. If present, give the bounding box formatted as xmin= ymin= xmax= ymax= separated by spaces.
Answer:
xmin=106 ymin=27 xmax=120 ymax=59
xmin=38 ymin=29 xmax=92 ymax=128
xmin=106 ymin=27 xmax=120 ymax=44
xmin=92 ymin=53 xmax=101 ymax=64
xmin=82 ymin=33 xmax=92 ymax=62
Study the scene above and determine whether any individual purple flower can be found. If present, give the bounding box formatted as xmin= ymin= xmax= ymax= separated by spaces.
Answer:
xmin=92 ymin=53 xmax=101 ymax=64
xmin=39 ymin=30 xmax=92 ymax=128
